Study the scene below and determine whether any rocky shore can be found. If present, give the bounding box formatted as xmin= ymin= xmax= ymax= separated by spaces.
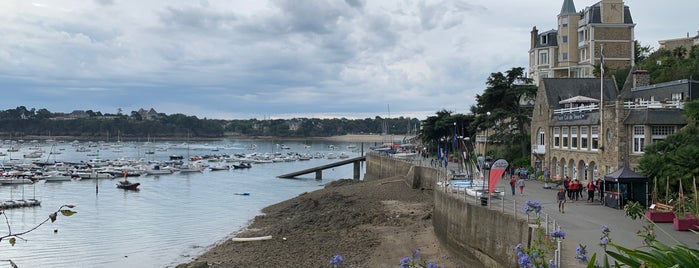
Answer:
xmin=176 ymin=176 xmax=472 ymax=268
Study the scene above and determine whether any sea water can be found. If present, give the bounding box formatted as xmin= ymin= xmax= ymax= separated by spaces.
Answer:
xmin=0 ymin=139 xmax=369 ymax=268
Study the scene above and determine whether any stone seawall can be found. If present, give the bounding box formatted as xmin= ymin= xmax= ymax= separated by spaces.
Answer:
xmin=365 ymin=153 xmax=529 ymax=267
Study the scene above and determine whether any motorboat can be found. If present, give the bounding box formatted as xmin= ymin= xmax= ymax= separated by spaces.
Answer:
xmin=209 ymin=165 xmax=230 ymax=171
xmin=233 ymin=163 xmax=252 ymax=169
xmin=116 ymin=179 xmax=140 ymax=191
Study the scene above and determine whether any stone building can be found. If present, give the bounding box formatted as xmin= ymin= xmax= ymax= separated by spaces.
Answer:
xmin=658 ymin=31 xmax=699 ymax=53
xmin=529 ymin=0 xmax=635 ymax=86
xmin=530 ymin=70 xmax=699 ymax=183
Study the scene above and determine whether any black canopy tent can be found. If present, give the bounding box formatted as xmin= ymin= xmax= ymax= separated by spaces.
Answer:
xmin=603 ymin=167 xmax=648 ymax=209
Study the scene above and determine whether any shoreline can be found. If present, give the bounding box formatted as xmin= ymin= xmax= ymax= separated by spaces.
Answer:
xmin=3 ymin=134 xmax=402 ymax=143
xmin=176 ymin=177 xmax=467 ymax=268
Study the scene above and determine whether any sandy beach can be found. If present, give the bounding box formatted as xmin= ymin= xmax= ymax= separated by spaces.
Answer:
xmin=176 ymin=176 xmax=471 ymax=268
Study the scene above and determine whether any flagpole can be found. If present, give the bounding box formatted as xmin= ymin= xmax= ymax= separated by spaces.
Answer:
xmin=599 ymin=44 xmax=604 ymax=151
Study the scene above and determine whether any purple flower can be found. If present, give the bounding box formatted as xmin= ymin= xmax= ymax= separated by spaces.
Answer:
xmin=600 ymin=236 xmax=609 ymax=245
xmin=548 ymin=259 xmax=557 ymax=268
xmin=329 ymin=255 xmax=344 ymax=267
xmin=413 ymin=249 xmax=420 ymax=260
xmin=427 ymin=261 xmax=438 ymax=268
xmin=550 ymin=229 xmax=565 ymax=239
xmin=518 ymin=254 xmax=532 ymax=267
xmin=575 ymin=244 xmax=588 ymax=263
xmin=399 ymin=257 xmax=411 ymax=268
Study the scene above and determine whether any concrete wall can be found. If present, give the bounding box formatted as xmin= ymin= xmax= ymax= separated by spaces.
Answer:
xmin=365 ymin=153 xmax=531 ymax=267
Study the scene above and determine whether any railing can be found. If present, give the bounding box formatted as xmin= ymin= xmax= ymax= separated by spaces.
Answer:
xmin=532 ymin=145 xmax=546 ymax=155
xmin=553 ymin=104 xmax=598 ymax=115
xmin=623 ymin=100 xmax=683 ymax=110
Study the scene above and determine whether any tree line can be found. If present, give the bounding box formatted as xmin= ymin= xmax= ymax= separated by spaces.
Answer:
xmin=0 ymin=106 xmax=420 ymax=140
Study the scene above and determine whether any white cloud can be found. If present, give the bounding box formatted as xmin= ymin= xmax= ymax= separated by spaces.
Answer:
xmin=0 ymin=0 xmax=695 ymax=119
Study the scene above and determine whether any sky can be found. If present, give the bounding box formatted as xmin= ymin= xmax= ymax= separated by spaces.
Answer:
xmin=0 ymin=0 xmax=697 ymax=120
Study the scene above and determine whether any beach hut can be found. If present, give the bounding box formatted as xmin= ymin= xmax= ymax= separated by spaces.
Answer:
xmin=603 ymin=167 xmax=648 ymax=209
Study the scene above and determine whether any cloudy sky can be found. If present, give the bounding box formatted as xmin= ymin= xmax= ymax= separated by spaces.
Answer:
xmin=0 ymin=0 xmax=696 ymax=120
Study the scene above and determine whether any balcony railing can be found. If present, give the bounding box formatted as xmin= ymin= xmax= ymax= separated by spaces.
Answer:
xmin=532 ymin=145 xmax=546 ymax=155
xmin=623 ymin=100 xmax=683 ymax=110
xmin=553 ymin=104 xmax=599 ymax=114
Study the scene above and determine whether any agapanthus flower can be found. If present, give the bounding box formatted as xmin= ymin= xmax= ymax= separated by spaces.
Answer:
xmin=575 ymin=244 xmax=588 ymax=263
xmin=600 ymin=236 xmax=609 ymax=245
xmin=329 ymin=255 xmax=344 ymax=267
xmin=399 ymin=257 xmax=411 ymax=268
xmin=548 ymin=259 xmax=557 ymax=268
xmin=426 ymin=261 xmax=438 ymax=268
xmin=518 ymin=254 xmax=532 ymax=267
xmin=413 ymin=249 xmax=420 ymax=260
xmin=550 ymin=229 xmax=565 ymax=239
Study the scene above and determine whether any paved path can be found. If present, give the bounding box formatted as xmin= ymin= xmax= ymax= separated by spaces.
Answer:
xmin=490 ymin=175 xmax=699 ymax=267
xmin=414 ymin=157 xmax=698 ymax=267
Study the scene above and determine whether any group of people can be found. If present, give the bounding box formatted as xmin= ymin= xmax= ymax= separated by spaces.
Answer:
xmin=557 ymin=176 xmax=604 ymax=213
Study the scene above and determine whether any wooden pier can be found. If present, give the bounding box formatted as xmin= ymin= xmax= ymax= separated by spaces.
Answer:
xmin=278 ymin=156 xmax=366 ymax=180
xmin=1 ymin=199 xmax=41 ymax=210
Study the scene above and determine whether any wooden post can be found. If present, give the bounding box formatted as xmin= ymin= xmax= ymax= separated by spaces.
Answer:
xmin=353 ymin=161 xmax=361 ymax=181
xmin=315 ymin=170 xmax=322 ymax=180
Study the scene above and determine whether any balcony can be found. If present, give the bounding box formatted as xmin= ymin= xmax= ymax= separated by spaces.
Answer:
xmin=532 ymin=145 xmax=546 ymax=155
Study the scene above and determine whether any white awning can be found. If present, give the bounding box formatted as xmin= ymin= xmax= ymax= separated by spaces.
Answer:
xmin=559 ymin=95 xmax=600 ymax=104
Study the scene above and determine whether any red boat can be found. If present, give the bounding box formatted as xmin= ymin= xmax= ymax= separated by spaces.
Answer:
xmin=117 ymin=180 xmax=140 ymax=191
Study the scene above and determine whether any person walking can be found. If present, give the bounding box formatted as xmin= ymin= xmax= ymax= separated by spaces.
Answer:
xmin=517 ymin=177 xmax=525 ymax=195
xmin=557 ymin=186 xmax=566 ymax=213
xmin=509 ymin=176 xmax=516 ymax=195
xmin=569 ymin=179 xmax=580 ymax=201
xmin=587 ymin=181 xmax=596 ymax=202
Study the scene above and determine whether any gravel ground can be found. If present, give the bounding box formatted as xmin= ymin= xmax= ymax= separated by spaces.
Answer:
xmin=176 ymin=176 xmax=475 ymax=268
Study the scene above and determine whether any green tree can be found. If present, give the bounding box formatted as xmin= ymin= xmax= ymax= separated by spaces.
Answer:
xmin=639 ymin=99 xmax=699 ymax=197
xmin=472 ymin=67 xmax=537 ymax=159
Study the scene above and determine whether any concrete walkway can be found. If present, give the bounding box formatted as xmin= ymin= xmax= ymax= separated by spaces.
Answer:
xmin=488 ymin=175 xmax=699 ymax=267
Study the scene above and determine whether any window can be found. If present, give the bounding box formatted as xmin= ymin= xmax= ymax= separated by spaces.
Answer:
xmin=562 ymin=52 xmax=568 ymax=60
xmin=562 ymin=36 xmax=568 ymax=43
xmin=537 ymin=128 xmax=545 ymax=146
xmin=651 ymin=125 xmax=676 ymax=143
xmin=633 ymin=125 xmax=645 ymax=153
xmin=672 ymin=93 xmax=683 ymax=101
xmin=541 ymin=35 xmax=548 ymax=45
xmin=539 ymin=51 xmax=549 ymax=65
xmin=554 ymin=127 xmax=560 ymax=148
xmin=562 ymin=127 xmax=569 ymax=148
xmin=579 ymin=49 xmax=587 ymax=61
xmin=571 ymin=127 xmax=578 ymax=149
xmin=591 ymin=126 xmax=599 ymax=150
xmin=562 ymin=17 xmax=568 ymax=28
xmin=580 ymin=126 xmax=588 ymax=149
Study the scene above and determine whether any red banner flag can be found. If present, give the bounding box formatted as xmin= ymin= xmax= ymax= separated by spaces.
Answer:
xmin=488 ymin=159 xmax=509 ymax=194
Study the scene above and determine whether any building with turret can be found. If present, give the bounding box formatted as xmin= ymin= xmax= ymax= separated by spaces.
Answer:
xmin=529 ymin=0 xmax=635 ymax=86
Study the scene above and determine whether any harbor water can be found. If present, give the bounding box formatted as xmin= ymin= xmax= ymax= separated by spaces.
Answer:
xmin=0 ymin=139 xmax=367 ymax=268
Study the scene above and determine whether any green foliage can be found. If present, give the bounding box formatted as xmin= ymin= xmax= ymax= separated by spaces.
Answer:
xmin=623 ymin=201 xmax=645 ymax=221
xmin=638 ymin=44 xmax=699 ymax=84
xmin=639 ymin=114 xmax=699 ymax=197
xmin=473 ymin=67 xmax=537 ymax=159
xmin=0 ymin=106 xmax=421 ymax=139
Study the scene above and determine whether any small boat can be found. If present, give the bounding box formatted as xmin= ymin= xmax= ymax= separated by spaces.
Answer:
xmin=233 ymin=163 xmax=252 ymax=169
xmin=116 ymin=179 xmax=140 ymax=191
xmin=209 ymin=165 xmax=230 ymax=171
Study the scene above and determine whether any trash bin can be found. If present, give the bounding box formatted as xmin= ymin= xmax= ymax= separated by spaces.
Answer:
xmin=480 ymin=196 xmax=488 ymax=206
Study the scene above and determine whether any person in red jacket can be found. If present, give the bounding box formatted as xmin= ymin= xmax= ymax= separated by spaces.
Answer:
xmin=587 ymin=181 xmax=596 ymax=202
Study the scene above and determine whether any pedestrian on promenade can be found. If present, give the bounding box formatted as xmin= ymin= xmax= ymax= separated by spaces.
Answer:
xmin=557 ymin=186 xmax=566 ymax=213
xmin=587 ymin=181 xmax=596 ymax=202
xmin=509 ymin=176 xmax=516 ymax=195
xmin=563 ymin=176 xmax=572 ymax=199
xmin=569 ymin=179 xmax=579 ymax=201
xmin=517 ymin=177 xmax=525 ymax=195
xmin=596 ymin=179 xmax=603 ymax=201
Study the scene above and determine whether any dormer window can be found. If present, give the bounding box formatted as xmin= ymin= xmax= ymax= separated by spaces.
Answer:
xmin=541 ymin=35 xmax=548 ymax=45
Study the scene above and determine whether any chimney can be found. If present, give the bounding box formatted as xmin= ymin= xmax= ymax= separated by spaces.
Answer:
xmin=530 ymin=26 xmax=538 ymax=50
xmin=632 ymin=70 xmax=650 ymax=88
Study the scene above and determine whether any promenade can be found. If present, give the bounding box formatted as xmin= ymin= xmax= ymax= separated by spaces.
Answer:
xmin=416 ymin=157 xmax=699 ymax=267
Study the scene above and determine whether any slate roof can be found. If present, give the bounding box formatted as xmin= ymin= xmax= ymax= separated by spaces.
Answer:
xmin=541 ymin=78 xmax=617 ymax=109
xmin=623 ymin=110 xmax=687 ymax=125
xmin=583 ymin=2 xmax=634 ymax=24
xmin=560 ymin=0 xmax=577 ymax=15
xmin=604 ymin=166 xmax=646 ymax=182
xmin=534 ymin=30 xmax=558 ymax=48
